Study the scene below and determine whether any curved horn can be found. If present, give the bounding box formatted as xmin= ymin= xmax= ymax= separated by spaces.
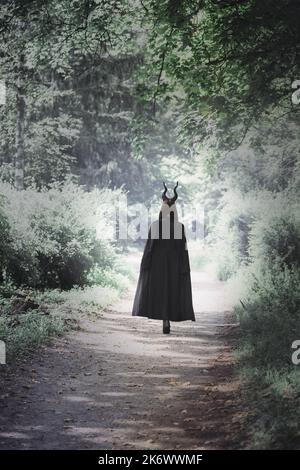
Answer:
xmin=171 ymin=181 xmax=178 ymax=202
xmin=162 ymin=181 xmax=168 ymax=200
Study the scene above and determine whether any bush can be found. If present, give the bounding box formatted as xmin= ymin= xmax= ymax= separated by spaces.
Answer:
xmin=211 ymin=189 xmax=259 ymax=280
xmin=87 ymin=265 xmax=131 ymax=291
xmin=235 ymin=263 xmax=300 ymax=369
xmin=0 ymin=195 xmax=10 ymax=280
xmin=249 ymin=203 xmax=300 ymax=269
xmin=0 ymin=181 xmax=123 ymax=289
xmin=232 ymin=200 xmax=300 ymax=368
xmin=224 ymin=195 xmax=300 ymax=448
xmin=0 ymin=311 xmax=67 ymax=361
xmin=214 ymin=190 xmax=300 ymax=280
xmin=240 ymin=366 xmax=300 ymax=449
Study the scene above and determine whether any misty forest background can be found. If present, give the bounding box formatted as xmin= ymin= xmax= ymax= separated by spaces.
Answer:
xmin=0 ymin=0 xmax=300 ymax=448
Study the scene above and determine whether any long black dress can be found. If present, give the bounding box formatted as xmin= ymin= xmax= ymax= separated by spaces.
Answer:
xmin=132 ymin=212 xmax=195 ymax=322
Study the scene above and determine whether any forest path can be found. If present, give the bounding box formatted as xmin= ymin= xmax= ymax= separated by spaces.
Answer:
xmin=0 ymin=253 xmax=247 ymax=450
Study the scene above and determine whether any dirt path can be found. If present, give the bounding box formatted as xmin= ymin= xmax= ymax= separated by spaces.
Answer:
xmin=0 ymin=253 xmax=247 ymax=450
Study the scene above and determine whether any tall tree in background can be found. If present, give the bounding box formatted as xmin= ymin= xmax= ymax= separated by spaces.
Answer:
xmin=0 ymin=0 xmax=185 ymax=198
xmin=14 ymin=22 xmax=26 ymax=190
xmin=0 ymin=0 xmax=140 ymax=189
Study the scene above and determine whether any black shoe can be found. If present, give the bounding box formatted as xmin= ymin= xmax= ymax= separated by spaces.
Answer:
xmin=163 ymin=319 xmax=170 ymax=334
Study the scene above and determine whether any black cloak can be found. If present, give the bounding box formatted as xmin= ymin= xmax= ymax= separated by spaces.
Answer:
xmin=132 ymin=211 xmax=196 ymax=322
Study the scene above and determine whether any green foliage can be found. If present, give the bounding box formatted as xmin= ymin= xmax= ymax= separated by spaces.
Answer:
xmin=87 ymin=266 xmax=131 ymax=292
xmin=24 ymin=113 xmax=82 ymax=188
xmin=218 ymin=120 xmax=300 ymax=195
xmin=0 ymin=280 xmax=125 ymax=362
xmin=230 ymin=258 xmax=300 ymax=448
xmin=87 ymin=252 xmax=135 ymax=291
xmin=226 ymin=195 xmax=300 ymax=368
xmin=0 ymin=0 xmax=162 ymax=195
xmin=211 ymin=189 xmax=257 ymax=280
xmin=136 ymin=0 xmax=300 ymax=151
xmin=239 ymin=366 xmax=300 ymax=449
xmin=58 ymin=285 xmax=121 ymax=309
xmin=212 ymin=188 xmax=300 ymax=279
xmin=235 ymin=264 xmax=300 ymax=369
xmin=0 ymin=181 xmax=122 ymax=289
xmin=249 ymin=206 xmax=300 ymax=269
xmin=0 ymin=196 xmax=10 ymax=277
xmin=226 ymin=197 xmax=300 ymax=448
xmin=0 ymin=311 xmax=67 ymax=361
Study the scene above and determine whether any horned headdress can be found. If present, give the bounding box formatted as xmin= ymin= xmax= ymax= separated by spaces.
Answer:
xmin=161 ymin=181 xmax=178 ymax=207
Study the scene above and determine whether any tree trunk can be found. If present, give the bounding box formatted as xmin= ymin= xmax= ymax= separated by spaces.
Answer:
xmin=15 ymin=53 xmax=25 ymax=190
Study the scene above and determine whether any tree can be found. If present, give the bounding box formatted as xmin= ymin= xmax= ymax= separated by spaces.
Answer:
xmin=134 ymin=0 xmax=300 ymax=154
xmin=0 ymin=0 xmax=133 ymax=189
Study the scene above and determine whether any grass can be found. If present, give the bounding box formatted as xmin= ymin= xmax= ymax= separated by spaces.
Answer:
xmin=0 ymin=311 xmax=68 ymax=362
xmin=0 ymin=265 xmax=131 ymax=364
xmin=37 ymin=285 xmax=122 ymax=310
xmin=236 ymin=360 xmax=300 ymax=449
xmin=228 ymin=264 xmax=300 ymax=449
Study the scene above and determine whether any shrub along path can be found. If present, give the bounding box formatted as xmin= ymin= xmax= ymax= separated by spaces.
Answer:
xmin=0 ymin=253 xmax=248 ymax=450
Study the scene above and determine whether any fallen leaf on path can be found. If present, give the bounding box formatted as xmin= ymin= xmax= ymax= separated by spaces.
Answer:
xmin=168 ymin=379 xmax=179 ymax=385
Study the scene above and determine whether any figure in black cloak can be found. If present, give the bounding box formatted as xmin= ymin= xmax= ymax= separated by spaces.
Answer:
xmin=132 ymin=182 xmax=196 ymax=334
